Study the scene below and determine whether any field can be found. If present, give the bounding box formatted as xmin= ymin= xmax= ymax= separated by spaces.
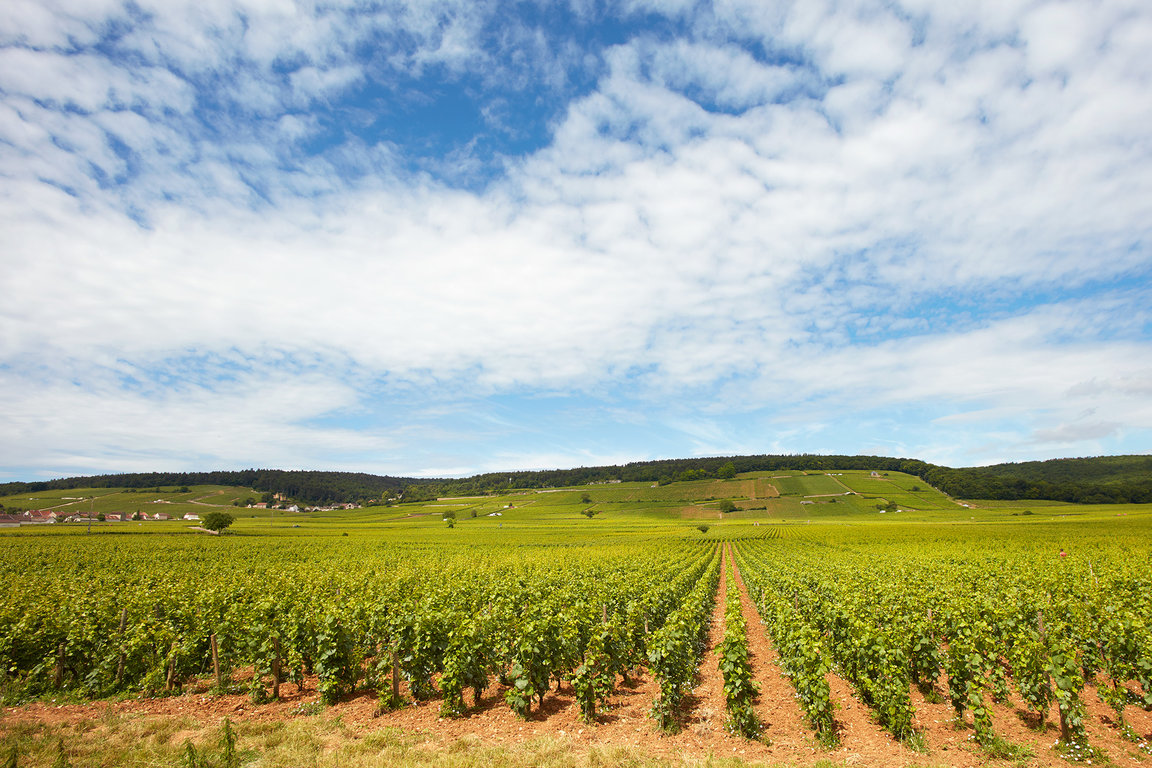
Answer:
xmin=1 ymin=475 xmax=1151 ymax=768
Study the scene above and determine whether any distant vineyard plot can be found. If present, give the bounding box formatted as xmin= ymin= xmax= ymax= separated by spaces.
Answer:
xmin=771 ymin=472 xmax=847 ymax=497
xmin=833 ymin=470 xmax=962 ymax=510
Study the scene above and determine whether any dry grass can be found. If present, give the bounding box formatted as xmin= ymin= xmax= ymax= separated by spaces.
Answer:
xmin=0 ymin=715 xmax=897 ymax=768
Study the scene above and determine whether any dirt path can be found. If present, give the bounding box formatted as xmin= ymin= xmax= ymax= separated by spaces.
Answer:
xmin=190 ymin=491 xmax=230 ymax=506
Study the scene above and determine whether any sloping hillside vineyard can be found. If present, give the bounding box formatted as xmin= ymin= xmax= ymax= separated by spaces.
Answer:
xmin=2 ymin=497 xmax=1150 ymax=764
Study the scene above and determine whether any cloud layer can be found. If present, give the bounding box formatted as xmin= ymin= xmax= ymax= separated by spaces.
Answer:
xmin=2 ymin=0 xmax=1150 ymax=477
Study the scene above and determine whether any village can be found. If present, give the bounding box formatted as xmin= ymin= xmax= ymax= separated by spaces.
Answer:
xmin=0 ymin=495 xmax=363 ymax=527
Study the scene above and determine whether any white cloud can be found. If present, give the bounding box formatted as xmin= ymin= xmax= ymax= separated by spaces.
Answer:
xmin=1033 ymin=420 xmax=1123 ymax=444
xmin=0 ymin=362 xmax=392 ymax=473
xmin=288 ymin=65 xmax=362 ymax=101
xmin=1 ymin=0 xmax=1151 ymax=473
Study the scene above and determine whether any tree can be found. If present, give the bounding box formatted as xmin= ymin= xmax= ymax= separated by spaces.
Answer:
xmin=718 ymin=499 xmax=736 ymax=514
xmin=717 ymin=462 xmax=737 ymax=480
xmin=582 ymin=508 xmax=596 ymax=519
xmin=96 ymin=513 xmax=105 ymax=522
xmin=580 ymin=493 xmax=592 ymax=504
xmin=202 ymin=511 xmax=235 ymax=532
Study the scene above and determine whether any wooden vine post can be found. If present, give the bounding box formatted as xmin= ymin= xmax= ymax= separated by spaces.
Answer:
xmin=165 ymin=641 xmax=178 ymax=692
xmin=211 ymin=633 xmax=222 ymax=691
xmin=115 ymin=608 xmax=128 ymax=685
xmin=391 ymin=644 xmax=400 ymax=701
xmin=272 ymin=637 xmax=282 ymax=699
xmin=54 ymin=642 xmax=66 ymax=689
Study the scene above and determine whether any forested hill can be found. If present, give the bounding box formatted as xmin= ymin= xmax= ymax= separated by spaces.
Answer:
xmin=970 ymin=455 xmax=1152 ymax=485
xmin=3 ymin=454 xmax=1149 ymax=505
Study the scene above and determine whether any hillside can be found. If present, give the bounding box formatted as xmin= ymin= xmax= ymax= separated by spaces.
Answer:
xmin=2 ymin=453 xmax=1149 ymax=506
xmin=972 ymin=454 xmax=1152 ymax=484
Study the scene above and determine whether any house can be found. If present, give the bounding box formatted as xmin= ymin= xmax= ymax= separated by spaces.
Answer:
xmin=105 ymin=513 xmax=122 ymax=522
xmin=152 ymin=512 xmax=171 ymax=521
xmin=21 ymin=510 xmax=57 ymax=524
xmin=0 ymin=514 xmax=21 ymax=528
xmin=183 ymin=513 xmax=200 ymax=521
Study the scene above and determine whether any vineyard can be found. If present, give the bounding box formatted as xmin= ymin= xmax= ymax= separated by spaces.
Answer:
xmin=1 ymin=476 xmax=1151 ymax=767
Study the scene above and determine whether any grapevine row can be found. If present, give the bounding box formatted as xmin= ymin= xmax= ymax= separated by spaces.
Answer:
xmin=715 ymin=552 xmax=759 ymax=738
xmin=735 ymin=535 xmax=1152 ymax=755
xmin=734 ymin=543 xmax=837 ymax=746
xmin=646 ymin=543 xmax=722 ymax=732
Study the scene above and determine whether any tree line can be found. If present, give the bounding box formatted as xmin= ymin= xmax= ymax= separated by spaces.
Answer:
xmin=0 ymin=469 xmax=413 ymax=505
xmin=401 ymin=454 xmax=1152 ymax=504
xmin=4 ymin=454 xmax=1149 ymax=506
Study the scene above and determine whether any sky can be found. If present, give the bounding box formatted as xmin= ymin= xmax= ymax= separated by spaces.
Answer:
xmin=2 ymin=0 xmax=1151 ymax=481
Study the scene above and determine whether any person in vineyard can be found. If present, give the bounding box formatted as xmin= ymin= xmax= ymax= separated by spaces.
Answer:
xmin=1059 ymin=548 xmax=1067 ymax=558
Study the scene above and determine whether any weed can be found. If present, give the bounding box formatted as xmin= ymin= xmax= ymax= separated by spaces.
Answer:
xmin=977 ymin=733 xmax=1034 ymax=765
xmin=1053 ymin=737 xmax=1106 ymax=764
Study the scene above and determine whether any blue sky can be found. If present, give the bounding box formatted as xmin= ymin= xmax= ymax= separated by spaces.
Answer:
xmin=2 ymin=0 xmax=1151 ymax=480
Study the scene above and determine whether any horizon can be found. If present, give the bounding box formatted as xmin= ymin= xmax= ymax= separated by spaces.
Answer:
xmin=5 ymin=450 xmax=1148 ymax=487
xmin=3 ymin=1 xmax=1151 ymax=481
